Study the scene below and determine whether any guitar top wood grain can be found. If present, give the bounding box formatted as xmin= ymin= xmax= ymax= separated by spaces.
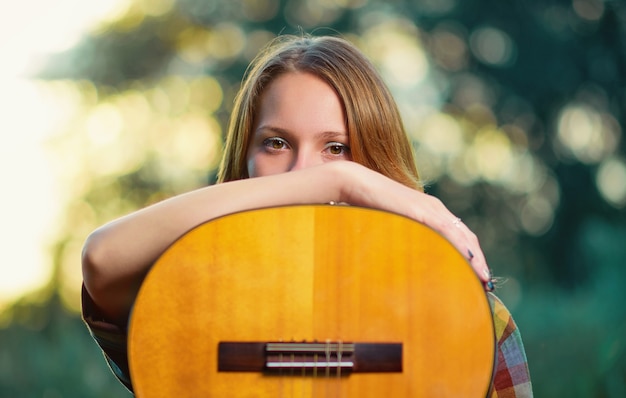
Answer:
xmin=129 ymin=205 xmax=495 ymax=397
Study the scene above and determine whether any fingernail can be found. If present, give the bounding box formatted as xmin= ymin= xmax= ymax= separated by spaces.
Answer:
xmin=468 ymin=249 xmax=474 ymax=260
xmin=485 ymin=280 xmax=494 ymax=291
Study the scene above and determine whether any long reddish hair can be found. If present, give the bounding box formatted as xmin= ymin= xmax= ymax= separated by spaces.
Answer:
xmin=217 ymin=34 xmax=422 ymax=191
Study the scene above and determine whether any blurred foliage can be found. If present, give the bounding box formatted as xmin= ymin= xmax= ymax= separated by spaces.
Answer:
xmin=1 ymin=0 xmax=625 ymax=396
xmin=0 ymin=291 xmax=129 ymax=397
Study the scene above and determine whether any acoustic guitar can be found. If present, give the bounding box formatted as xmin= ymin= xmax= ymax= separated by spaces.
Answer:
xmin=128 ymin=205 xmax=495 ymax=397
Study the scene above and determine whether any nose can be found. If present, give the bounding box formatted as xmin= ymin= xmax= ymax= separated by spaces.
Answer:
xmin=289 ymin=149 xmax=323 ymax=171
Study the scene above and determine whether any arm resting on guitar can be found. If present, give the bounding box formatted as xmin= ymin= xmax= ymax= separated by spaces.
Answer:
xmin=82 ymin=161 xmax=490 ymax=325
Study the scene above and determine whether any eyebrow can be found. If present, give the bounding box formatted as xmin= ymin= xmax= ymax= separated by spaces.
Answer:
xmin=255 ymin=125 xmax=348 ymax=140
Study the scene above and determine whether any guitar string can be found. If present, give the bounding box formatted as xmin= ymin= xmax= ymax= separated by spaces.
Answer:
xmin=276 ymin=339 xmax=348 ymax=397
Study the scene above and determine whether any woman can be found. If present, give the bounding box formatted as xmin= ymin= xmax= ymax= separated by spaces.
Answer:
xmin=82 ymin=34 xmax=532 ymax=396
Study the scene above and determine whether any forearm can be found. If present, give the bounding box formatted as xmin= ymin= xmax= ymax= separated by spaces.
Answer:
xmin=82 ymin=163 xmax=345 ymax=322
xmin=82 ymin=160 xmax=490 ymax=323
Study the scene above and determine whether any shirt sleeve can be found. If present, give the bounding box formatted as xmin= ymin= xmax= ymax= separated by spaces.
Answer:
xmin=488 ymin=292 xmax=533 ymax=397
xmin=81 ymin=285 xmax=134 ymax=393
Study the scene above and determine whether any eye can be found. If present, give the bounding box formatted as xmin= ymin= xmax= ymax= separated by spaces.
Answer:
xmin=263 ymin=137 xmax=289 ymax=151
xmin=325 ymin=142 xmax=350 ymax=156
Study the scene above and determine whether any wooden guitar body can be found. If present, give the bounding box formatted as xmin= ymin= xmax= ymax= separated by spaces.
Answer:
xmin=128 ymin=205 xmax=495 ymax=397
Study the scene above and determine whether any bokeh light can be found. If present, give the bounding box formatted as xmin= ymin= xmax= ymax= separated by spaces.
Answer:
xmin=469 ymin=26 xmax=516 ymax=67
xmin=556 ymin=103 xmax=620 ymax=164
xmin=429 ymin=22 xmax=469 ymax=72
xmin=572 ymin=0 xmax=605 ymax=21
xmin=44 ymin=75 xmax=224 ymax=307
xmin=596 ymin=157 xmax=626 ymax=208
xmin=241 ymin=0 xmax=280 ymax=22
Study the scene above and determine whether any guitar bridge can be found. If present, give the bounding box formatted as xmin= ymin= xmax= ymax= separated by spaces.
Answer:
xmin=218 ymin=341 xmax=402 ymax=375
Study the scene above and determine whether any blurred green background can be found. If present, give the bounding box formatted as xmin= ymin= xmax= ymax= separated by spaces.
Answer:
xmin=1 ymin=0 xmax=625 ymax=396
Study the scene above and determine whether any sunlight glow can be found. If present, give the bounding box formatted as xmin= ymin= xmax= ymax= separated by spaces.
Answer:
xmin=41 ymin=75 xmax=225 ymax=310
xmin=0 ymin=79 xmax=62 ymax=305
xmin=0 ymin=0 xmax=132 ymax=311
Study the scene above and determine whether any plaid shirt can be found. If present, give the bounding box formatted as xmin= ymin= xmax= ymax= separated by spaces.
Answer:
xmin=82 ymin=286 xmax=532 ymax=396
xmin=487 ymin=292 xmax=533 ymax=397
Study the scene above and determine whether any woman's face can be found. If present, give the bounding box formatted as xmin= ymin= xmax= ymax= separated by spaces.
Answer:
xmin=246 ymin=72 xmax=351 ymax=177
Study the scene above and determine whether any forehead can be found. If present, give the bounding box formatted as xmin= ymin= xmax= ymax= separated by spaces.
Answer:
xmin=255 ymin=72 xmax=346 ymax=132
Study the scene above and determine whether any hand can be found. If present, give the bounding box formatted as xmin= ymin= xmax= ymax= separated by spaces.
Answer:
xmin=334 ymin=162 xmax=493 ymax=290
xmin=404 ymin=192 xmax=493 ymax=291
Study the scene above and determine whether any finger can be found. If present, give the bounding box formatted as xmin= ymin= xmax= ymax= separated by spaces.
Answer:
xmin=421 ymin=199 xmax=491 ymax=284
xmin=446 ymin=216 xmax=492 ymax=288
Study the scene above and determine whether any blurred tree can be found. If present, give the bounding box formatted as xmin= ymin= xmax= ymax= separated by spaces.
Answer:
xmin=0 ymin=291 xmax=130 ymax=397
